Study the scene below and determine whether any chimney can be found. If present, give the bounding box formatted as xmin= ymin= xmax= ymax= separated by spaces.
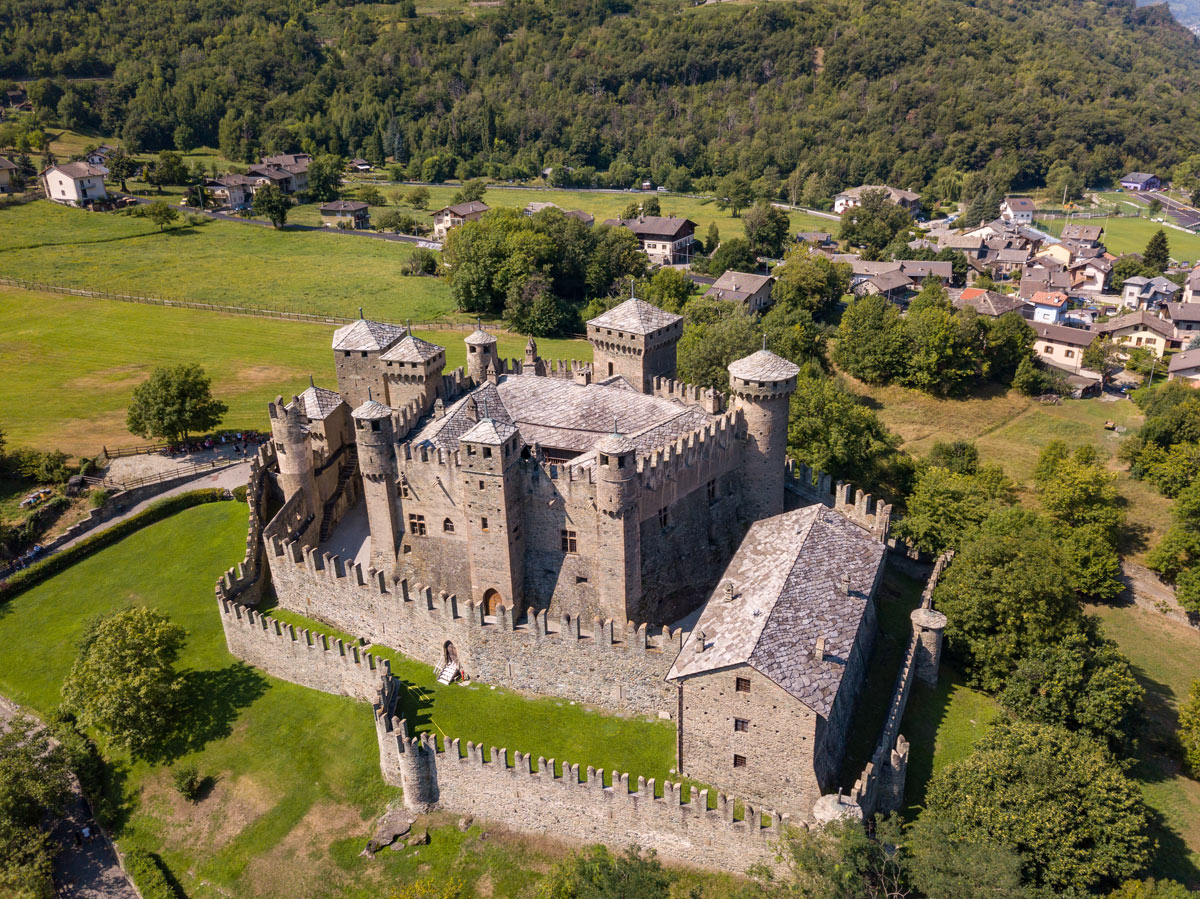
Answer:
xmin=838 ymin=574 xmax=852 ymax=595
xmin=433 ymin=398 xmax=445 ymax=420
xmin=694 ymin=630 xmax=706 ymax=653
xmin=815 ymin=636 xmax=827 ymax=659
xmin=723 ymin=581 xmax=736 ymax=603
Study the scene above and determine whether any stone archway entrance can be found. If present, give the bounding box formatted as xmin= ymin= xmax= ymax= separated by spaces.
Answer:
xmin=437 ymin=640 xmax=462 ymax=685
xmin=442 ymin=640 xmax=459 ymax=666
xmin=481 ymin=588 xmax=505 ymax=616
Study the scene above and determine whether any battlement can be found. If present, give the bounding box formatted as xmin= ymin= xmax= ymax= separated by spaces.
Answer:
xmin=268 ymin=394 xmax=307 ymax=425
xmin=217 ymin=597 xmax=391 ymax=702
xmin=214 ymin=442 xmax=276 ymax=606
xmin=636 ymin=409 xmax=740 ymax=487
xmin=375 ymin=716 xmax=792 ymax=874
xmin=650 ymin=376 xmax=725 ymax=414
xmin=787 ymin=460 xmax=892 ymax=542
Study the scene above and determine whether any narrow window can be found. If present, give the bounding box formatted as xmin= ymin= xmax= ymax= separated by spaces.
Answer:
xmin=561 ymin=529 xmax=578 ymax=553
xmin=443 ymin=518 xmax=454 ymax=533
xmin=658 ymin=507 xmax=669 ymax=530
xmin=735 ymin=676 xmax=751 ymax=694
xmin=575 ymin=576 xmax=588 ymax=584
xmin=734 ymin=718 xmax=749 ymax=733
xmin=371 ymin=420 xmax=381 ymax=432
xmin=480 ymin=517 xmax=489 ymax=531
xmin=733 ymin=754 xmax=747 ymax=768
xmin=400 ymin=481 xmax=410 ymax=498
xmin=478 ymin=480 xmax=485 ymax=490
xmin=707 ymin=479 xmax=717 ymax=504
xmin=408 ymin=514 xmax=426 ymax=536
xmin=361 ymin=351 xmax=368 ymax=358
xmin=483 ymin=447 xmax=492 ymax=458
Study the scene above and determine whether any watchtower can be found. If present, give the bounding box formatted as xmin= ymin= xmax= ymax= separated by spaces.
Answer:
xmin=268 ymin=394 xmax=318 ymax=522
xmin=379 ymin=333 xmax=446 ymax=414
xmin=586 ymin=296 xmax=683 ymax=393
xmin=728 ymin=349 xmax=799 ymax=521
xmin=331 ymin=316 xmax=407 ymax=409
xmin=594 ymin=429 xmax=642 ymax=623
xmin=459 ymin=417 xmax=525 ymax=617
xmin=464 ymin=327 xmax=499 ymax=384
xmin=353 ymin=396 xmax=402 ymax=571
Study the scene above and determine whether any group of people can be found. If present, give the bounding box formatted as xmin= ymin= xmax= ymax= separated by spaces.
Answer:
xmin=163 ymin=430 xmax=265 ymax=458
xmin=1 ymin=542 xmax=44 ymax=577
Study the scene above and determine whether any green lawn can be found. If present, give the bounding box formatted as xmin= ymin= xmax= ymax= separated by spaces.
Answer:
xmin=1036 ymin=212 xmax=1200 ymax=261
xmin=0 ymin=286 xmax=589 ymax=455
xmin=0 ymin=201 xmax=453 ymax=320
xmin=0 ymin=502 xmax=695 ymax=897
xmin=371 ymin=184 xmax=837 ymax=247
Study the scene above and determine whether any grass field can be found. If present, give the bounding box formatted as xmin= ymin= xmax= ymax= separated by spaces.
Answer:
xmin=0 ymin=201 xmax=454 ymax=320
xmin=1036 ymin=212 xmax=1200 ymax=261
xmin=0 ymin=503 xmax=701 ymax=898
xmin=0 ymin=287 xmax=590 ymax=455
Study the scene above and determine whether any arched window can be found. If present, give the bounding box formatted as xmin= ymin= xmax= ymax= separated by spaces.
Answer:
xmin=443 ymin=518 xmax=454 ymax=533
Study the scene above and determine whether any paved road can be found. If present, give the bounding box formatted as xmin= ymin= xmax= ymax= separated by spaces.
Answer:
xmin=0 ymin=696 xmax=139 ymax=899
xmin=54 ymin=461 xmax=251 ymax=555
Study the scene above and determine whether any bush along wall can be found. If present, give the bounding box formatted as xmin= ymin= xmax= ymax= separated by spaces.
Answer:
xmin=0 ymin=489 xmax=227 ymax=601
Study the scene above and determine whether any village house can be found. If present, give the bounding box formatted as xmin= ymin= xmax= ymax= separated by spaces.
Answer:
xmin=1028 ymin=290 xmax=1069 ymax=323
xmin=1069 ymin=255 xmax=1113 ymax=293
xmin=259 ymin=153 xmax=311 ymax=192
xmin=1000 ymin=197 xmax=1036 ymax=225
xmin=432 ymin=200 xmax=490 ymax=240
xmin=1169 ymin=348 xmax=1200 ymax=385
xmin=1094 ymin=310 xmax=1176 ymax=357
xmin=832 ymin=185 xmax=920 ymax=215
xmin=836 ymin=257 xmax=953 ymax=294
xmin=40 ymin=162 xmax=107 ymax=207
xmin=990 ymin=247 xmax=1030 ymax=276
xmin=860 ymin=269 xmax=913 ymax=302
xmin=349 ymin=158 xmax=372 ymax=172
xmin=705 ymin=271 xmax=775 ymax=312
xmin=951 ymin=287 xmax=1026 ymax=318
xmin=0 ymin=156 xmax=17 ymax=193
xmin=1060 ymin=223 xmax=1105 ymax=248
xmin=1122 ymin=275 xmax=1180 ymax=310
xmin=205 ymin=174 xmax=255 ymax=209
xmin=1034 ymin=243 xmax=1074 ymax=268
xmin=1181 ymin=269 xmax=1200 ymax=304
xmin=1020 ymin=262 xmax=1071 ymax=299
xmin=1163 ymin=302 xmax=1200 ymax=340
xmin=797 ymin=231 xmax=836 ymax=250
xmin=603 ymin=215 xmax=698 ymax=266
xmin=1032 ymin=321 xmax=1093 ymax=372
xmin=245 ymin=164 xmax=298 ymax=194
xmin=320 ymin=199 xmax=371 ymax=230
xmin=84 ymin=144 xmax=117 ymax=169
xmin=938 ymin=233 xmax=987 ymax=259
xmin=1120 ymin=172 xmax=1161 ymax=192
xmin=5 ymin=87 xmax=27 ymax=107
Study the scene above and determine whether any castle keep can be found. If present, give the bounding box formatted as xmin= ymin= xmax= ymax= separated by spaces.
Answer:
xmin=217 ymin=295 xmax=944 ymax=859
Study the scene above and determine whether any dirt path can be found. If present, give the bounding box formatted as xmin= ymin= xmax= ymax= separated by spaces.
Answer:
xmin=0 ymin=695 xmax=139 ymax=899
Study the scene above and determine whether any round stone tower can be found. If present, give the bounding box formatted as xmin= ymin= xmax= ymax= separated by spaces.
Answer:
xmin=728 ymin=349 xmax=800 ymax=522
xmin=464 ymin=327 xmax=499 ymax=384
xmin=911 ymin=607 xmax=948 ymax=687
xmin=268 ymin=394 xmax=318 ymax=518
xmin=594 ymin=429 xmax=642 ymax=623
xmin=353 ymin=397 xmax=402 ymax=571
xmin=398 ymin=737 xmax=438 ymax=810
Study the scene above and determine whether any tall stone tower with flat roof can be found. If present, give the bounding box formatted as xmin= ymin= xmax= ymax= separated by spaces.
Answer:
xmin=586 ymin=297 xmax=683 ymax=391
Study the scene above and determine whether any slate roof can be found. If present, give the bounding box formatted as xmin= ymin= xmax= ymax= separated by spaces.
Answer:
xmin=460 ymin=417 xmax=519 ymax=445
xmin=1165 ymin=302 xmax=1200 ymax=323
xmin=865 ymin=270 xmax=912 ymax=293
xmin=434 ymin=201 xmax=489 ymax=217
xmin=1095 ymin=310 xmax=1175 ymax=339
xmin=380 ymin=334 xmax=443 ymax=363
xmin=408 ymin=374 xmax=713 ymax=456
xmin=587 ymin=298 xmax=682 ymax=335
xmin=1121 ymin=172 xmax=1158 ymax=186
xmin=295 ymin=386 xmax=345 ymax=421
xmin=1034 ymin=321 xmax=1094 ymax=347
xmin=0 ymin=157 xmax=17 ymax=171
xmin=331 ymin=319 xmax=407 ymax=352
xmin=706 ymin=271 xmax=774 ymax=304
xmin=953 ymin=288 xmax=1025 ymax=317
xmin=352 ymin=399 xmax=392 ymax=420
xmin=836 ymin=184 xmax=920 ymax=204
xmin=1061 ymin=224 xmax=1104 ymax=242
xmin=465 ymin=328 xmax=498 ymax=346
xmin=668 ymin=506 xmax=887 ymax=718
xmin=1169 ymin=348 xmax=1200 ymax=373
xmin=601 ymin=215 xmax=696 ymax=240
xmin=1003 ymin=197 xmax=1037 ymax=212
xmin=728 ymin=350 xmax=800 ymax=382
xmin=44 ymin=162 xmax=106 ymax=179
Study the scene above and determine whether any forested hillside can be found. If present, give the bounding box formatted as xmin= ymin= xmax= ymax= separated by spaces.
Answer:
xmin=3 ymin=0 xmax=1199 ymax=197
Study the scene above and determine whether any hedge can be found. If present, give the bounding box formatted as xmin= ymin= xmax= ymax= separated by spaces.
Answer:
xmin=0 ymin=489 xmax=227 ymax=601
xmin=122 ymin=849 xmax=182 ymax=899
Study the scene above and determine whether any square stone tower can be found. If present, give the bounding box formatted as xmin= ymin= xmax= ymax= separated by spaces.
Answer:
xmin=380 ymin=334 xmax=446 ymax=413
xmin=586 ymin=297 xmax=683 ymax=392
xmin=332 ymin=318 xmax=408 ymax=409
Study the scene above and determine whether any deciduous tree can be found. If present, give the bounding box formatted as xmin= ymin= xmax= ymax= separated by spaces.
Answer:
xmin=126 ymin=363 xmax=227 ymax=445
xmin=252 ymin=184 xmax=291 ymax=229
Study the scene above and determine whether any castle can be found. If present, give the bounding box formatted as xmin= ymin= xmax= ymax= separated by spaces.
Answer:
xmin=216 ymin=295 xmax=945 ymax=865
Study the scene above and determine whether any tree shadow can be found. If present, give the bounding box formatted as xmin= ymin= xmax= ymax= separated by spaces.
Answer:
xmin=144 ymin=663 xmax=269 ymax=764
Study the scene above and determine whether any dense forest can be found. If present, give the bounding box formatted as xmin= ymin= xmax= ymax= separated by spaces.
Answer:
xmin=3 ymin=0 xmax=1200 ymax=198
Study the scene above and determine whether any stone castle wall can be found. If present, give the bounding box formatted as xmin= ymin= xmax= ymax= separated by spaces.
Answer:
xmin=213 ymin=443 xmax=277 ymax=606
xmin=266 ymin=540 xmax=682 ymax=718
xmin=379 ymin=721 xmax=794 ymax=875
xmin=218 ymin=598 xmax=390 ymax=702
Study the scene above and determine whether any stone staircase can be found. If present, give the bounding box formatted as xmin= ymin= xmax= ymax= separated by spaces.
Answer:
xmin=319 ymin=447 xmax=359 ymax=543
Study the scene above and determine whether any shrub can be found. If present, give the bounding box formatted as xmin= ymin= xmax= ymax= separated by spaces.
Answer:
xmin=0 ymin=489 xmax=225 ymax=601
xmin=89 ymin=488 xmax=110 ymax=510
xmin=171 ymin=764 xmax=203 ymax=802
xmin=123 ymin=849 xmax=182 ymax=899
xmin=231 ymin=484 xmax=248 ymax=503
xmin=1179 ymin=679 xmax=1200 ymax=775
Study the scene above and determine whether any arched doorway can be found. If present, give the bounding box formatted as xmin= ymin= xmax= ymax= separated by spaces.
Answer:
xmin=482 ymin=588 xmax=505 ymax=616
xmin=442 ymin=640 xmax=459 ymax=666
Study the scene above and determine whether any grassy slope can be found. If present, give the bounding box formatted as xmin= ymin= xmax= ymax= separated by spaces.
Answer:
xmin=0 ymin=286 xmax=590 ymax=455
xmin=0 ymin=503 xmax=687 ymax=897
xmin=0 ymin=201 xmax=453 ymax=320
xmin=1037 ymin=213 xmax=1200 ymax=261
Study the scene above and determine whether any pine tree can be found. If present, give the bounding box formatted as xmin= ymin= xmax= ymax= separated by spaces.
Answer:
xmin=1144 ymin=229 xmax=1170 ymax=273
